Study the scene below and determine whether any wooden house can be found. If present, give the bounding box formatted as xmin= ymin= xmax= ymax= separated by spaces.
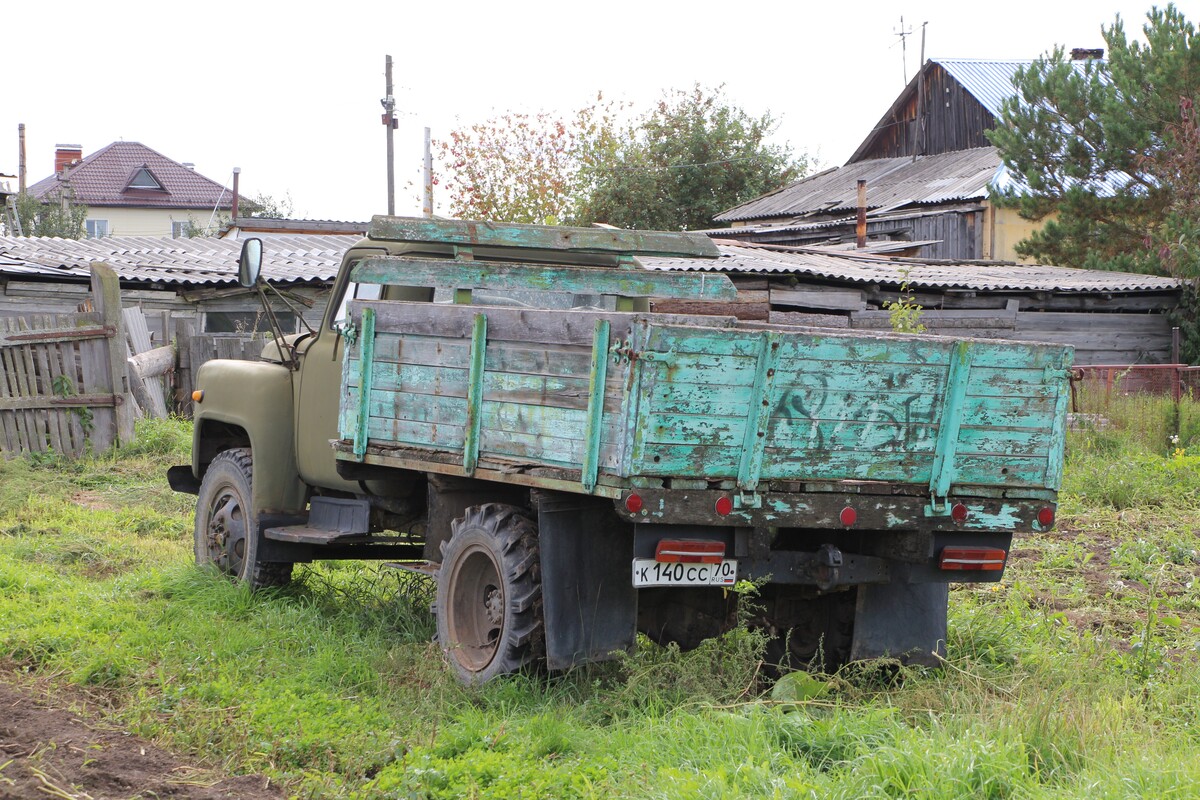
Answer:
xmin=712 ymin=58 xmax=1080 ymax=261
xmin=26 ymin=142 xmax=233 ymax=239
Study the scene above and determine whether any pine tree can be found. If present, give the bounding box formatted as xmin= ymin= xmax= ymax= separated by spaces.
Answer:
xmin=988 ymin=4 xmax=1200 ymax=276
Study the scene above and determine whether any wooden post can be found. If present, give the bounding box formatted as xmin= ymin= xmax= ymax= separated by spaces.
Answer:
xmin=91 ymin=264 xmax=136 ymax=446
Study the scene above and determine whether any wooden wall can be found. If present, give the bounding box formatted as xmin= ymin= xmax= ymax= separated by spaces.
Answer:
xmin=856 ymin=64 xmax=997 ymax=161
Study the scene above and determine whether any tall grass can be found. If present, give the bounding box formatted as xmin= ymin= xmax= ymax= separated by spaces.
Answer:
xmin=1 ymin=415 xmax=1199 ymax=798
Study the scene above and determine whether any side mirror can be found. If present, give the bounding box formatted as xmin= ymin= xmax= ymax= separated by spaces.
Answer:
xmin=238 ymin=238 xmax=263 ymax=288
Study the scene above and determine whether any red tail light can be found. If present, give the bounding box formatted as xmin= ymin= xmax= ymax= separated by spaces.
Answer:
xmin=655 ymin=539 xmax=725 ymax=564
xmin=939 ymin=547 xmax=1007 ymax=571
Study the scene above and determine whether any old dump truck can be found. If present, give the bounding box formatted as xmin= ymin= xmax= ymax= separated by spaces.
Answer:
xmin=169 ymin=216 xmax=1072 ymax=683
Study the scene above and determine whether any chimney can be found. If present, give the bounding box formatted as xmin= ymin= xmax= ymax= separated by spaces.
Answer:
xmin=55 ymin=144 xmax=83 ymax=174
xmin=856 ymin=180 xmax=868 ymax=249
xmin=1070 ymin=48 xmax=1104 ymax=60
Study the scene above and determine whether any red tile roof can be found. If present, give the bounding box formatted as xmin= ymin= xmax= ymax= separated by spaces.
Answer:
xmin=27 ymin=142 xmax=232 ymax=210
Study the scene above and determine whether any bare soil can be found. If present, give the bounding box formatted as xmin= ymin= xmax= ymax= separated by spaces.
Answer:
xmin=0 ymin=676 xmax=284 ymax=800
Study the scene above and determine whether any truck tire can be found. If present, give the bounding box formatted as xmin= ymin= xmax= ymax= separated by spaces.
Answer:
xmin=194 ymin=448 xmax=292 ymax=589
xmin=434 ymin=503 xmax=543 ymax=684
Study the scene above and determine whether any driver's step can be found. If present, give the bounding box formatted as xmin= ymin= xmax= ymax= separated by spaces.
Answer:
xmin=264 ymin=496 xmax=369 ymax=544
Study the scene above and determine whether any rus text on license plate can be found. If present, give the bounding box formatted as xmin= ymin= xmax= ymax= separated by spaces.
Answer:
xmin=632 ymin=558 xmax=737 ymax=587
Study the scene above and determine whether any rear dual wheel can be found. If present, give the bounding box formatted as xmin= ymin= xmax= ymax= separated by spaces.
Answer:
xmin=435 ymin=504 xmax=544 ymax=684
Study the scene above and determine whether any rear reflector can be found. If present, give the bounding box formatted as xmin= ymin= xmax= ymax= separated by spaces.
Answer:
xmin=839 ymin=506 xmax=857 ymax=526
xmin=951 ymin=503 xmax=969 ymax=523
xmin=939 ymin=547 xmax=1007 ymax=571
xmin=715 ymin=496 xmax=734 ymax=516
xmin=624 ymin=493 xmax=643 ymax=514
xmin=1037 ymin=506 xmax=1055 ymax=527
xmin=656 ymin=539 xmax=725 ymax=564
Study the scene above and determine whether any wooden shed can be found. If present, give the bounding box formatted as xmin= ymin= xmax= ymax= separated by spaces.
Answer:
xmin=643 ymin=242 xmax=1182 ymax=366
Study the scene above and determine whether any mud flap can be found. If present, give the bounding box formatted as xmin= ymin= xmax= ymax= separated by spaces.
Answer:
xmin=849 ymin=581 xmax=948 ymax=666
xmin=537 ymin=492 xmax=636 ymax=670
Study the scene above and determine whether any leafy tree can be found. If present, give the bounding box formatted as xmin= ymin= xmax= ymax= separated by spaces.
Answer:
xmin=10 ymin=191 xmax=88 ymax=238
xmin=437 ymin=86 xmax=804 ymax=230
xmin=241 ymin=191 xmax=295 ymax=219
xmin=437 ymin=96 xmax=627 ymax=225
xmin=578 ymin=85 xmax=805 ymax=231
xmin=988 ymin=4 xmax=1200 ymax=276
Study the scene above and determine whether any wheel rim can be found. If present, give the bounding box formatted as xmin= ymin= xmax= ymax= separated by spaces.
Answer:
xmin=203 ymin=484 xmax=247 ymax=576
xmin=446 ymin=542 xmax=504 ymax=673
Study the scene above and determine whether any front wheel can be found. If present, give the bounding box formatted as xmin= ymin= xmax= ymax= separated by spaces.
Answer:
xmin=435 ymin=503 xmax=543 ymax=684
xmin=194 ymin=448 xmax=292 ymax=589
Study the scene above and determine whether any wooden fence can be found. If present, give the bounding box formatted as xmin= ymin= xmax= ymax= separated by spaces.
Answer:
xmin=0 ymin=265 xmax=136 ymax=457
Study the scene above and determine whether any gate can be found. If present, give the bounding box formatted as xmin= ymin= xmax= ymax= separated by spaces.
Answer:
xmin=0 ymin=265 xmax=136 ymax=457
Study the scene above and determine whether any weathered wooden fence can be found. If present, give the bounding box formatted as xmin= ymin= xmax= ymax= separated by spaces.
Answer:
xmin=0 ymin=265 xmax=136 ymax=457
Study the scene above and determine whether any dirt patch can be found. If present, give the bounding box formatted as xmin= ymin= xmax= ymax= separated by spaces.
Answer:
xmin=0 ymin=676 xmax=284 ymax=800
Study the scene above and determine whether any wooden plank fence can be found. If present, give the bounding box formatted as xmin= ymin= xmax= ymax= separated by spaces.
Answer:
xmin=0 ymin=265 xmax=136 ymax=457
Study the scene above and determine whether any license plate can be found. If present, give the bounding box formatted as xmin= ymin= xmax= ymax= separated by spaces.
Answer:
xmin=632 ymin=558 xmax=738 ymax=587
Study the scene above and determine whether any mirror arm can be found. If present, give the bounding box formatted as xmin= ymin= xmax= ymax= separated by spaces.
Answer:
xmin=255 ymin=283 xmax=299 ymax=369
xmin=261 ymin=280 xmax=317 ymax=337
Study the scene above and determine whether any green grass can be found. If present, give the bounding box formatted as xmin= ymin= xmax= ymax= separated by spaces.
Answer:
xmin=2 ymin=414 xmax=1200 ymax=798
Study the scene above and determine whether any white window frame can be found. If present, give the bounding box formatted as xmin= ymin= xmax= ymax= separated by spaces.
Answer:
xmin=85 ymin=219 xmax=109 ymax=239
xmin=172 ymin=220 xmax=192 ymax=238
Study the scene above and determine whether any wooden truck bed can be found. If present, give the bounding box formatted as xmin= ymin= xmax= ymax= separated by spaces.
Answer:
xmin=335 ymin=300 xmax=1073 ymax=501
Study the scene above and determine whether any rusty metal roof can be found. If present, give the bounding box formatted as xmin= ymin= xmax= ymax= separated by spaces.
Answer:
xmin=715 ymin=147 xmax=1001 ymax=223
xmin=0 ymin=234 xmax=348 ymax=285
xmin=642 ymin=242 xmax=1181 ymax=294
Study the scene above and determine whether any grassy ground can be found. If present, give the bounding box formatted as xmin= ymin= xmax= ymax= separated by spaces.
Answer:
xmin=1 ymin=397 xmax=1199 ymax=799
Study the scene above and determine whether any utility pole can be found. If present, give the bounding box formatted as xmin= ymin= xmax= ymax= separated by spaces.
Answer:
xmin=18 ymin=123 xmax=26 ymax=192
xmin=381 ymin=55 xmax=398 ymax=215
xmin=422 ymin=127 xmax=433 ymax=217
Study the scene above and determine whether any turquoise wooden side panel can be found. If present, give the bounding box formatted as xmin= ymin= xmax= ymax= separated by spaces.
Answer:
xmin=338 ymin=314 xmax=631 ymax=478
xmin=628 ymin=322 xmax=1073 ymax=491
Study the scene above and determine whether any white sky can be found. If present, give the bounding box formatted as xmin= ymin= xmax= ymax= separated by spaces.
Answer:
xmin=2 ymin=0 xmax=1169 ymax=223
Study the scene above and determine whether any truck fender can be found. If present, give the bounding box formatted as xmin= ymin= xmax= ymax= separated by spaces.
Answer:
xmin=190 ymin=358 xmax=308 ymax=515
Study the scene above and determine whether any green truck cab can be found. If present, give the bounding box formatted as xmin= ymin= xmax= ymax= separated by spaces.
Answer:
xmin=170 ymin=216 xmax=1073 ymax=684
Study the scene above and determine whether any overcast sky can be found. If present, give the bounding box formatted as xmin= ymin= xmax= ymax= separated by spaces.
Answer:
xmin=2 ymin=0 xmax=1167 ymax=224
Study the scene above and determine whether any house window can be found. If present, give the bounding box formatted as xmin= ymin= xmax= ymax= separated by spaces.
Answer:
xmin=204 ymin=310 xmax=297 ymax=334
xmin=85 ymin=220 xmax=109 ymax=238
xmin=172 ymin=220 xmax=193 ymax=238
xmin=128 ymin=167 xmax=164 ymax=191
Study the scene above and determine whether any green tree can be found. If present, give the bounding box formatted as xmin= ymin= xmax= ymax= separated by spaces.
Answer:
xmin=11 ymin=191 xmax=88 ymax=238
xmin=437 ymin=87 xmax=804 ymax=230
xmin=988 ymin=4 xmax=1200 ymax=276
xmin=437 ymin=96 xmax=628 ymax=225
xmin=578 ymin=85 xmax=805 ymax=231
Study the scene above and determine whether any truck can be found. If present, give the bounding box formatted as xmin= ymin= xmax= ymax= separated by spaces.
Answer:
xmin=169 ymin=216 xmax=1073 ymax=684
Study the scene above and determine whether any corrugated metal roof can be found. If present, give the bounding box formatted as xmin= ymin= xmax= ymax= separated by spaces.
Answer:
xmin=0 ymin=234 xmax=348 ymax=285
xmin=642 ymin=243 xmax=1180 ymax=294
xmin=27 ymin=142 xmax=232 ymax=209
xmin=933 ymin=59 xmax=1028 ymax=117
xmin=715 ymin=147 xmax=1000 ymax=223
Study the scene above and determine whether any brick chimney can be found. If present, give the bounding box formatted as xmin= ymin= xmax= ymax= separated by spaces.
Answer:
xmin=55 ymin=144 xmax=83 ymax=174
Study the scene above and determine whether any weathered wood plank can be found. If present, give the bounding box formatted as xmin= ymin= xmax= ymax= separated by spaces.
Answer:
xmin=353 ymin=256 xmax=737 ymax=301
xmin=123 ymin=307 xmax=168 ymax=418
xmin=771 ymin=288 xmax=868 ymax=311
xmin=366 ymin=216 xmax=721 ymax=258
xmin=349 ymin=301 xmax=736 ymax=348
xmin=349 ymin=362 xmax=626 ymax=414
xmin=91 ymin=264 xmax=134 ymax=450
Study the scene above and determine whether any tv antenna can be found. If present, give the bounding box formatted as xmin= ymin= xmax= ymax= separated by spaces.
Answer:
xmin=894 ymin=16 xmax=914 ymax=84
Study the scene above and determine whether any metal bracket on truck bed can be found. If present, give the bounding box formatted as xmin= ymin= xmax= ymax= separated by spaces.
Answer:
xmin=927 ymin=341 xmax=972 ymax=515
